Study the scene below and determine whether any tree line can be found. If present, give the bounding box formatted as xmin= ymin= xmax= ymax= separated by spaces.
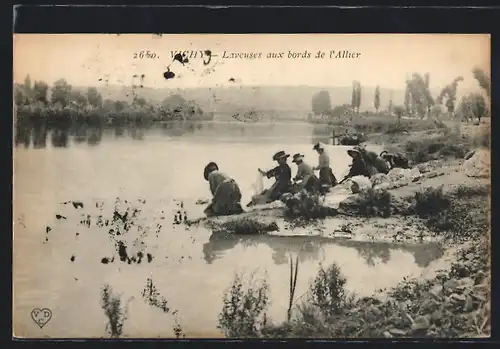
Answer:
xmin=14 ymin=76 xmax=213 ymax=127
xmin=310 ymin=67 xmax=490 ymax=123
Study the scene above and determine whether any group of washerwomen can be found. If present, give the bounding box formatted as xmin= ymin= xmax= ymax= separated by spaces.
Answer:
xmin=202 ymin=143 xmax=409 ymax=217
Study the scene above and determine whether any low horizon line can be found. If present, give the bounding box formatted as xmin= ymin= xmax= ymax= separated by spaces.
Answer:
xmin=64 ymin=83 xmax=473 ymax=92
xmin=14 ymin=80 xmax=483 ymax=94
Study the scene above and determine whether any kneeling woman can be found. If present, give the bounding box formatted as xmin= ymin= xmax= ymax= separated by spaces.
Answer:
xmin=203 ymin=162 xmax=244 ymax=217
xmin=292 ymin=153 xmax=321 ymax=193
xmin=380 ymin=151 xmax=410 ymax=170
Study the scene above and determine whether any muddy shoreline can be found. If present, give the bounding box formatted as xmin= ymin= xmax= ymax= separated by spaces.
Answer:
xmin=189 ymin=154 xmax=488 ymax=244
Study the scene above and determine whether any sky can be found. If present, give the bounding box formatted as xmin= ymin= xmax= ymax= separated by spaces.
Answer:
xmin=13 ymin=34 xmax=490 ymax=91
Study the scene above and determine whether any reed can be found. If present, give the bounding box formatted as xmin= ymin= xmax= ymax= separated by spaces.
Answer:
xmin=287 ymin=254 xmax=299 ymax=322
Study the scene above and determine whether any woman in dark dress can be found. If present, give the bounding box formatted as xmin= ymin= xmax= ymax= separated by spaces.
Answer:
xmin=256 ymin=150 xmax=293 ymax=203
xmin=355 ymin=145 xmax=390 ymax=175
xmin=339 ymin=148 xmax=372 ymax=184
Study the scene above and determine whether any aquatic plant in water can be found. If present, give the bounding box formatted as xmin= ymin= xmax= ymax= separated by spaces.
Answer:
xmin=100 ymin=284 xmax=130 ymax=338
xmin=141 ymin=277 xmax=171 ymax=313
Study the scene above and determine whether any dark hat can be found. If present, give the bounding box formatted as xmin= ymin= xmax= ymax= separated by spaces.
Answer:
xmin=313 ymin=142 xmax=324 ymax=151
xmin=292 ymin=153 xmax=305 ymax=163
xmin=379 ymin=150 xmax=392 ymax=159
xmin=272 ymin=151 xmax=290 ymax=161
xmin=204 ymin=162 xmax=219 ymax=181
xmin=347 ymin=148 xmax=361 ymax=158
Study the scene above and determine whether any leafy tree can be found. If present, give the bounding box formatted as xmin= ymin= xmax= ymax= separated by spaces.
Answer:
xmin=424 ymin=73 xmax=432 ymax=115
xmin=23 ymin=75 xmax=32 ymax=100
xmin=393 ymin=105 xmax=405 ymax=125
xmin=70 ymin=90 xmax=88 ymax=109
xmin=33 ymin=81 xmax=49 ymax=104
xmin=374 ymin=85 xmax=380 ymax=114
xmin=387 ymin=90 xmax=393 ymax=115
xmin=351 ymin=81 xmax=357 ymax=109
xmin=431 ymin=105 xmax=444 ymax=119
xmin=406 ymin=73 xmax=434 ymax=119
xmin=102 ymin=99 xmax=115 ymax=111
xmin=113 ymin=100 xmax=128 ymax=112
xmin=87 ymin=87 xmax=103 ymax=108
xmin=133 ymin=96 xmax=148 ymax=108
xmin=404 ymin=79 xmax=411 ymax=116
xmin=457 ymin=92 xmax=488 ymax=123
xmin=472 ymin=67 xmax=490 ymax=97
xmin=311 ymin=90 xmax=332 ymax=116
xmin=331 ymin=104 xmax=354 ymax=119
xmin=350 ymin=81 xmax=362 ymax=115
xmin=436 ymin=76 xmax=464 ymax=120
xmin=14 ymin=84 xmax=29 ymax=106
xmin=162 ymin=94 xmax=187 ymax=110
xmin=355 ymin=81 xmax=362 ymax=114
xmin=424 ymin=73 xmax=430 ymax=87
xmin=51 ymin=79 xmax=73 ymax=107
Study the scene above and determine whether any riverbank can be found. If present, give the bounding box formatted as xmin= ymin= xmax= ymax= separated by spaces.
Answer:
xmin=14 ymin=103 xmax=214 ymax=129
xmin=215 ymin=126 xmax=491 ymax=339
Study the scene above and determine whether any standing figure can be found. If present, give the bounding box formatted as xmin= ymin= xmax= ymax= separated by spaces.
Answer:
xmin=256 ymin=151 xmax=293 ymax=203
xmin=313 ymin=142 xmax=338 ymax=191
xmin=292 ymin=153 xmax=321 ymax=193
xmin=203 ymin=162 xmax=244 ymax=217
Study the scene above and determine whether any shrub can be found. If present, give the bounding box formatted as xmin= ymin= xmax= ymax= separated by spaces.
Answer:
xmin=338 ymin=187 xmax=393 ymax=218
xmin=414 ymin=186 xmax=450 ymax=219
xmin=426 ymin=194 xmax=489 ymax=240
xmin=280 ymin=191 xmax=338 ymax=220
xmin=310 ymin=113 xmax=439 ymax=137
xmin=470 ymin=127 xmax=490 ymax=149
xmin=453 ymin=184 xmax=490 ymax=198
xmin=309 ymin=263 xmax=355 ymax=318
xmin=217 ymin=272 xmax=270 ymax=338
xmin=401 ymin=131 xmax=468 ymax=163
xmin=390 ymin=127 xmax=489 ymax=165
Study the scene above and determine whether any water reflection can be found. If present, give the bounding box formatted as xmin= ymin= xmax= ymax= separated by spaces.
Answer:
xmin=127 ymin=126 xmax=145 ymax=141
xmin=50 ymin=127 xmax=70 ymax=148
xmin=203 ymin=234 xmax=444 ymax=268
xmin=15 ymin=118 xmax=108 ymax=149
xmin=14 ymin=119 xmax=330 ymax=149
xmin=87 ymin=127 xmax=104 ymax=146
xmin=114 ymin=124 xmax=126 ymax=138
xmin=74 ymin=125 xmax=88 ymax=144
xmin=33 ymin=123 xmax=48 ymax=149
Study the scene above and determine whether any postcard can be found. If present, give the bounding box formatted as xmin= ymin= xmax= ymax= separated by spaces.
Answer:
xmin=13 ymin=34 xmax=491 ymax=338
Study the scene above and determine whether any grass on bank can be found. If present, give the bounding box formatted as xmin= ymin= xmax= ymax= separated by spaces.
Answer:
xmin=381 ymin=125 xmax=490 ymax=165
xmin=15 ymin=104 xmax=213 ymax=129
xmin=311 ymin=113 xmax=445 ymax=135
xmin=310 ymin=112 xmax=490 ymax=166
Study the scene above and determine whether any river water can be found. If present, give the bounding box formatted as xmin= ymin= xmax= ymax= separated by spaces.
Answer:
xmin=13 ymin=121 xmax=444 ymax=338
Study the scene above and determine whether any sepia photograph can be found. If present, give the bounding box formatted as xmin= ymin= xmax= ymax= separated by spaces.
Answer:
xmin=13 ymin=34 xmax=491 ymax=339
